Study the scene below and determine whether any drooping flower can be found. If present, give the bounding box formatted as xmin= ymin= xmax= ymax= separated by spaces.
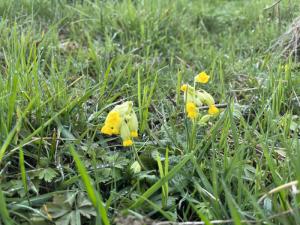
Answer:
xmin=100 ymin=125 xmax=113 ymax=135
xmin=180 ymin=84 xmax=188 ymax=92
xmin=123 ymin=139 xmax=133 ymax=147
xmin=208 ymin=104 xmax=219 ymax=116
xmin=103 ymin=111 xmax=122 ymax=135
xmin=196 ymin=90 xmax=215 ymax=106
xmin=181 ymin=84 xmax=203 ymax=106
xmin=130 ymin=131 xmax=138 ymax=138
xmin=100 ymin=101 xmax=138 ymax=147
xmin=195 ymin=71 xmax=210 ymax=84
xmin=186 ymin=102 xmax=198 ymax=119
xmin=181 ymin=71 xmax=220 ymax=121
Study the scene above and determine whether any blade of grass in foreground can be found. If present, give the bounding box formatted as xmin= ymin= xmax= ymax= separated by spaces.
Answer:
xmin=70 ymin=146 xmax=110 ymax=225
xmin=19 ymin=148 xmax=29 ymax=204
xmin=0 ymin=188 xmax=13 ymax=225
xmin=0 ymin=100 xmax=36 ymax=165
xmin=129 ymin=153 xmax=193 ymax=210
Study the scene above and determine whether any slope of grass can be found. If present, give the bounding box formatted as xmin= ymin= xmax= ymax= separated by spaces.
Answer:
xmin=0 ymin=0 xmax=299 ymax=224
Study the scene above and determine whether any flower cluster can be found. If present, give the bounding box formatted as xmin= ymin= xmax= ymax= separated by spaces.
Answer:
xmin=101 ymin=101 xmax=138 ymax=147
xmin=181 ymin=71 xmax=219 ymax=121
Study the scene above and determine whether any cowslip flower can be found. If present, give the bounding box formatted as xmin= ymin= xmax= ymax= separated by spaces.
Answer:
xmin=208 ymin=104 xmax=219 ymax=116
xmin=180 ymin=75 xmax=219 ymax=123
xmin=101 ymin=101 xmax=138 ymax=147
xmin=181 ymin=84 xmax=203 ymax=106
xmin=100 ymin=111 xmax=122 ymax=135
xmin=186 ymin=102 xmax=198 ymax=119
xmin=196 ymin=90 xmax=215 ymax=106
xmin=195 ymin=71 xmax=210 ymax=84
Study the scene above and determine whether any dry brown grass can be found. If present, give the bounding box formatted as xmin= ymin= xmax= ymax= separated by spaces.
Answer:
xmin=270 ymin=16 xmax=300 ymax=60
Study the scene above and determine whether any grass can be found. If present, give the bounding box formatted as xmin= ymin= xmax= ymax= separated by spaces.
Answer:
xmin=0 ymin=0 xmax=300 ymax=224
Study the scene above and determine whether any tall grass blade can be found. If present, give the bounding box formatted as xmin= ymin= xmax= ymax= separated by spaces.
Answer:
xmin=69 ymin=146 xmax=110 ymax=225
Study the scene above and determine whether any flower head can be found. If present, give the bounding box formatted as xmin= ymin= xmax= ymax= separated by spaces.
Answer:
xmin=100 ymin=101 xmax=139 ymax=146
xmin=130 ymin=131 xmax=138 ymax=138
xmin=186 ymin=102 xmax=198 ymax=119
xmin=208 ymin=104 xmax=219 ymax=116
xmin=106 ymin=111 xmax=121 ymax=125
xmin=181 ymin=84 xmax=188 ymax=92
xmin=123 ymin=139 xmax=133 ymax=147
xmin=195 ymin=71 xmax=210 ymax=83
xmin=101 ymin=125 xmax=113 ymax=135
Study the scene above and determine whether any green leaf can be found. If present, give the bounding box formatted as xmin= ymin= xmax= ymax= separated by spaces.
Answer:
xmin=38 ymin=168 xmax=58 ymax=183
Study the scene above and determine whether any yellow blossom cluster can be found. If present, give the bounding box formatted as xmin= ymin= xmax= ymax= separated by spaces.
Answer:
xmin=101 ymin=101 xmax=138 ymax=147
xmin=181 ymin=71 xmax=219 ymax=121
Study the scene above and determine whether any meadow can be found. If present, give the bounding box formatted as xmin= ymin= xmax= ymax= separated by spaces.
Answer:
xmin=0 ymin=0 xmax=300 ymax=224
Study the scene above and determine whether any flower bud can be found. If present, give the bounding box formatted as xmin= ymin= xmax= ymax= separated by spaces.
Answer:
xmin=199 ymin=114 xmax=212 ymax=125
xmin=120 ymin=122 xmax=132 ymax=146
xmin=197 ymin=90 xmax=215 ymax=106
xmin=130 ymin=161 xmax=141 ymax=173
xmin=127 ymin=110 xmax=139 ymax=137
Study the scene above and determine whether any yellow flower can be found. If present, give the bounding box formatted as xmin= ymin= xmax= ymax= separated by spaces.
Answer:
xmin=101 ymin=125 xmax=113 ymax=135
xmin=180 ymin=84 xmax=188 ymax=92
xmin=123 ymin=139 xmax=133 ymax=147
xmin=111 ymin=126 xmax=120 ymax=135
xmin=195 ymin=72 xmax=210 ymax=84
xmin=101 ymin=111 xmax=121 ymax=135
xmin=106 ymin=111 xmax=121 ymax=126
xmin=101 ymin=101 xmax=139 ymax=146
xmin=130 ymin=131 xmax=138 ymax=138
xmin=186 ymin=102 xmax=198 ymax=119
xmin=208 ymin=104 xmax=219 ymax=116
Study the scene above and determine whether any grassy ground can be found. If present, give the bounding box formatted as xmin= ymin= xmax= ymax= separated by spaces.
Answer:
xmin=0 ymin=0 xmax=300 ymax=224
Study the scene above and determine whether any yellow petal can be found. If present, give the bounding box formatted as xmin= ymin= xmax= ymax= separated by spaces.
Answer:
xmin=186 ymin=102 xmax=198 ymax=119
xmin=180 ymin=84 xmax=188 ymax=92
xmin=100 ymin=125 xmax=113 ymax=135
xmin=106 ymin=111 xmax=121 ymax=126
xmin=208 ymin=104 xmax=219 ymax=116
xmin=195 ymin=72 xmax=210 ymax=84
xmin=187 ymin=110 xmax=198 ymax=119
xmin=130 ymin=131 xmax=138 ymax=138
xmin=123 ymin=139 xmax=133 ymax=147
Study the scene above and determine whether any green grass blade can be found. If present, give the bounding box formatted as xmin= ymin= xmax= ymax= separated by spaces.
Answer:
xmin=0 ymin=99 xmax=35 ymax=165
xmin=0 ymin=188 xmax=13 ymax=225
xmin=69 ymin=146 xmax=110 ymax=225
xmin=130 ymin=153 xmax=193 ymax=209
xmin=19 ymin=148 xmax=28 ymax=195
